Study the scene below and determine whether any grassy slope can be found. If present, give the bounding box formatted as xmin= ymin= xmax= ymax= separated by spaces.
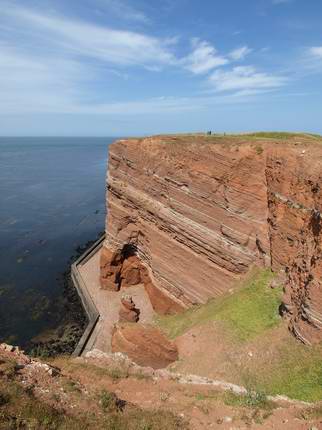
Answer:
xmin=156 ymin=269 xmax=280 ymax=341
xmin=156 ymin=269 xmax=322 ymax=402
xmin=261 ymin=338 xmax=322 ymax=402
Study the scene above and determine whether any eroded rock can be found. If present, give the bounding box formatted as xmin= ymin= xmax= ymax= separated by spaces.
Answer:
xmin=111 ymin=323 xmax=178 ymax=369
xmin=118 ymin=295 xmax=140 ymax=323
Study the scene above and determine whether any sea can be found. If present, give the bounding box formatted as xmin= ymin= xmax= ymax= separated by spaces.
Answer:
xmin=0 ymin=137 xmax=115 ymax=347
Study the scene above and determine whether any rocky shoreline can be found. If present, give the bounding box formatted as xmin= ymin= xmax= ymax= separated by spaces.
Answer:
xmin=26 ymin=232 xmax=104 ymax=357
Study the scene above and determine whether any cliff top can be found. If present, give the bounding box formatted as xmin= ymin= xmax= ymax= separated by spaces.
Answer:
xmin=115 ymin=131 xmax=322 ymax=147
xmin=112 ymin=132 xmax=322 ymax=159
xmin=109 ymin=132 xmax=322 ymax=177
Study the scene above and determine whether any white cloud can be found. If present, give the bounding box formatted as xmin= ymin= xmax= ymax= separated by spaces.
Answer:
xmin=2 ymin=5 xmax=176 ymax=69
xmin=309 ymin=46 xmax=322 ymax=59
xmin=99 ymin=0 xmax=150 ymax=23
xmin=183 ymin=38 xmax=228 ymax=74
xmin=0 ymin=44 xmax=282 ymax=115
xmin=0 ymin=44 xmax=93 ymax=114
xmin=228 ymin=46 xmax=252 ymax=61
xmin=0 ymin=3 xmax=289 ymax=117
xmin=209 ymin=66 xmax=287 ymax=93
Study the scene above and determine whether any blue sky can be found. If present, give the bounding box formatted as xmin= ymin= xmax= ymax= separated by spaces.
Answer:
xmin=1 ymin=0 xmax=322 ymax=136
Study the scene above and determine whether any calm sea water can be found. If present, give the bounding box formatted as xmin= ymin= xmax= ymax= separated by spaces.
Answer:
xmin=0 ymin=137 xmax=114 ymax=346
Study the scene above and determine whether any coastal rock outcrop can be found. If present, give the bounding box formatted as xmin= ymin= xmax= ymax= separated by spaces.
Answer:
xmin=111 ymin=323 xmax=178 ymax=368
xmin=101 ymin=135 xmax=322 ymax=344
xmin=118 ymin=295 xmax=140 ymax=323
xmin=266 ymin=146 xmax=322 ymax=344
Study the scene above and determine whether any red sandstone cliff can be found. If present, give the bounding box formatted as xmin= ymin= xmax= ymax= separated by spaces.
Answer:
xmin=100 ymin=134 xmax=322 ymax=344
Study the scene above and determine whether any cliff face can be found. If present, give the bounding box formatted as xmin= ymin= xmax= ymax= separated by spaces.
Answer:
xmin=266 ymin=145 xmax=322 ymax=344
xmin=100 ymin=135 xmax=322 ymax=344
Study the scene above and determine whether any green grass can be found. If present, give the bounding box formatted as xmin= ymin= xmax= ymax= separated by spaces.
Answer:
xmin=0 ymin=380 xmax=88 ymax=430
xmin=194 ymin=389 xmax=275 ymax=411
xmin=259 ymin=339 xmax=322 ymax=402
xmin=223 ymin=390 xmax=275 ymax=411
xmin=209 ymin=131 xmax=322 ymax=140
xmin=156 ymin=269 xmax=282 ymax=342
xmin=236 ymin=132 xmax=322 ymax=139
xmin=0 ymin=370 xmax=188 ymax=430
xmin=99 ymin=389 xmax=120 ymax=412
xmin=155 ymin=268 xmax=322 ymax=402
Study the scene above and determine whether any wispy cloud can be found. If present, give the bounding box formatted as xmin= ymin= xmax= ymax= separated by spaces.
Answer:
xmin=0 ymin=43 xmax=94 ymax=114
xmin=309 ymin=46 xmax=322 ymax=59
xmin=183 ymin=38 xmax=228 ymax=74
xmin=209 ymin=66 xmax=287 ymax=93
xmin=98 ymin=0 xmax=150 ymax=24
xmin=2 ymin=5 xmax=175 ymax=69
xmin=0 ymin=2 xmax=291 ymax=117
xmin=228 ymin=46 xmax=252 ymax=61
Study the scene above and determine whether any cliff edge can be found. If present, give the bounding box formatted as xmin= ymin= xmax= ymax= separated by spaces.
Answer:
xmin=100 ymin=134 xmax=322 ymax=345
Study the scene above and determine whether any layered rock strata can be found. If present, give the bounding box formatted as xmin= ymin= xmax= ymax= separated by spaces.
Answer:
xmin=265 ymin=145 xmax=322 ymax=344
xmin=101 ymin=135 xmax=322 ymax=344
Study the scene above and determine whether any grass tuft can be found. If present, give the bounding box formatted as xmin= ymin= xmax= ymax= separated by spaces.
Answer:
xmin=99 ymin=389 xmax=120 ymax=412
xmin=299 ymin=403 xmax=322 ymax=420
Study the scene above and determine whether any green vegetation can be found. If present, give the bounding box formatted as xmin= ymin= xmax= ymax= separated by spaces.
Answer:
xmin=299 ymin=403 xmax=322 ymax=420
xmin=224 ymin=390 xmax=273 ymax=410
xmin=192 ymin=389 xmax=275 ymax=425
xmin=233 ymin=131 xmax=322 ymax=139
xmin=63 ymin=379 xmax=82 ymax=394
xmin=254 ymin=144 xmax=263 ymax=154
xmin=259 ymin=339 xmax=322 ymax=402
xmin=0 ymin=372 xmax=187 ymax=430
xmin=209 ymin=131 xmax=322 ymax=140
xmin=64 ymin=361 xmax=129 ymax=381
xmin=0 ymin=354 xmax=187 ymax=430
xmin=156 ymin=269 xmax=281 ymax=341
xmin=0 ymin=380 xmax=87 ymax=430
xmin=102 ymin=409 xmax=188 ymax=430
xmin=156 ymin=268 xmax=322 ymax=402
xmin=99 ymin=389 xmax=120 ymax=412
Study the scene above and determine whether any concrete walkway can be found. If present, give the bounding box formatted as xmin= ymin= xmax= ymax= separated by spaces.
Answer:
xmin=77 ymin=248 xmax=156 ymax=355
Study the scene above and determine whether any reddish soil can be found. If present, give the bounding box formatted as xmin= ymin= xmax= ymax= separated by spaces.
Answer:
xmin=1 ymin=343 xmax=322 ymax=429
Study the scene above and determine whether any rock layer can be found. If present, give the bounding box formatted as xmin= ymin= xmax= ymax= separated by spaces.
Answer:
xmin=111 ymin=323 xmax=178 ymax=369
xmin=101 ymin=135 xmax=322 ymax=344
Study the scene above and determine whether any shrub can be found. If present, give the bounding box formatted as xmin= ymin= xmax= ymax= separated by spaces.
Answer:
xmin=100 ymin=389 xmax=120 ymax=412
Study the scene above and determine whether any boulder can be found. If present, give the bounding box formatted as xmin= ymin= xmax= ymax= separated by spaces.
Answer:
xmin=111 ymin=323 xmax=178 ymax=369
xmin=118 ymin=295 xmax=140 ymax=323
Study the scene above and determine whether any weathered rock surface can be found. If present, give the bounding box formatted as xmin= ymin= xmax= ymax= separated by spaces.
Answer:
xmin=111 ymin=323 xmax=178 ymax=369
xmin=266 ymin=145 xmax=322 ymax=344
xmin=118 ymin=295 xmax=140 ymax=323
xmin=101 ymin=135 xmax=322 ymax=344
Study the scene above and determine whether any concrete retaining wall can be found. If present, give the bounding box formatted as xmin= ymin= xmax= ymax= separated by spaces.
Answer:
xmin=71 ymin=235 xmax=105 ymax=356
